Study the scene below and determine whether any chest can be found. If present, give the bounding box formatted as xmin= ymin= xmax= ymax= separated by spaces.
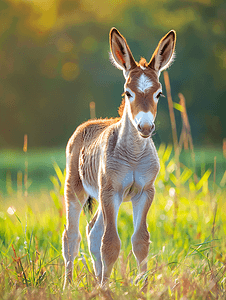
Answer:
xmin=108 ymin=146 xmax=160 ymax=200
xmin=123 ymin=158 xmax=159 ymax=198
xmin=80 ymin=128 xmax=160 ymax=200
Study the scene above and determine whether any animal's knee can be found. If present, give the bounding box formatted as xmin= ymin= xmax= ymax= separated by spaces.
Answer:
xmin=131 ymin=230 xmax=150 ymax=262
xmin=62 ymin=229 xmax=81 ymax=261
xmin=101 ymin=230 xmax=121 ymax=265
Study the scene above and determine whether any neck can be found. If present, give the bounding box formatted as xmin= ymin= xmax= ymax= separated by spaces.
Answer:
xmin=117 ymin=100 xmax=148 ymax=155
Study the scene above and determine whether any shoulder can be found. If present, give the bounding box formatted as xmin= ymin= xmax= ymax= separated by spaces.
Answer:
xmin=66 ymin=118 xmax=120 ymax=155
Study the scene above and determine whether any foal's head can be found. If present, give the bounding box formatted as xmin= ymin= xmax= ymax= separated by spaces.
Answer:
xmin=110 ymin=28 xmax=176 ymax=138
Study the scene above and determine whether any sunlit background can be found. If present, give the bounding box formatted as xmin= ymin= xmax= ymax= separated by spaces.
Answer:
xmin=0 ymin=3 xmax=226 ymax=296
xmin=0 ymin=0 xmax=225 ymax=148
xmin=0 ymin=0 xmax=226 ymax=194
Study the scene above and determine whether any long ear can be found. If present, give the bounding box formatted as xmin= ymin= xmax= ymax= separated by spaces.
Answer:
xmin=110 ymin=28 xmax=137 ymax=75
xmin=149 ymin=30 xmax=176 ymax=73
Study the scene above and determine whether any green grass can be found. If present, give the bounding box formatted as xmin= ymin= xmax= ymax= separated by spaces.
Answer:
xmin=0 ymin=146 xmax=225 ymax=195
xmin=0 ymin=144 xmax=226 ymax=299
xmin=0 ymin=148 xmax=65 ymax=195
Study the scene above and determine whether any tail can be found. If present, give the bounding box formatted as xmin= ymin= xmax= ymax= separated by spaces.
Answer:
xmin=83 ymin=196 xmax=96 ymax=214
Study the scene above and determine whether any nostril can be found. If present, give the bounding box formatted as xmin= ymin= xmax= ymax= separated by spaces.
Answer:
xmin=137 ymin=123 xmax=155 ymax=136
xmin=137 ymin=124 xmax=142 ymax=131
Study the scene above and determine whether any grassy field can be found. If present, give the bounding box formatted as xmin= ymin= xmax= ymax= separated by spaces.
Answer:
xmin=1 ymin=145 xmax=225 ymax=195
xmin=0 ymin=143 xmax=226 ymax=299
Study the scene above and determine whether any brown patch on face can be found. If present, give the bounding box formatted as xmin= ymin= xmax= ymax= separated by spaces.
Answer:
xmin=125 ymin=67 xmax=161 ymax=120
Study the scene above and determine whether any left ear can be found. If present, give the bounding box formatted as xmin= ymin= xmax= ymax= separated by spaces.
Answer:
xmin=109 ymin=28 xmax=137 ymax=75
xmin=149 ymin=30 xmax=176 ymax=74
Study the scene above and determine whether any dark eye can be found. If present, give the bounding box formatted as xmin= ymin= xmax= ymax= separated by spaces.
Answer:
xmin=156 ymin=92 xmax=165 ymax=99
xmin=125 ymin=91 xmax=132 ymax=98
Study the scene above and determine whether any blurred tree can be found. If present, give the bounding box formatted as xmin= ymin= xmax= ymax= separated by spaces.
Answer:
xmin=0 ymin=0 xmax=225 ymax=148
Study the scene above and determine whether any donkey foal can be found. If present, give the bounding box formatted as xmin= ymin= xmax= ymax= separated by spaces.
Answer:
xmin=62 ymin=27 xmax=176 ymax=289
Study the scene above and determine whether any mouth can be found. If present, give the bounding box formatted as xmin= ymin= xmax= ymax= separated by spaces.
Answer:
xmin=140 ymin=133 xmax=151 ymax=138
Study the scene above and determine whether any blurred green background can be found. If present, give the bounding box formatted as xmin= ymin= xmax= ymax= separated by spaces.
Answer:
xmin=0 ymin=3 xmax=225 ymax=296
xmin=0 ymin=0 xmax=225 ymax=149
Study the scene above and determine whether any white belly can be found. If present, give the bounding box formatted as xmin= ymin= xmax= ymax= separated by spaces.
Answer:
xmin=83 ymin=181 xmax=99 ymax=201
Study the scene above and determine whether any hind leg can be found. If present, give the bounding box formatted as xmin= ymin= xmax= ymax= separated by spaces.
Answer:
xmin=62 ymin=154 xmax=87 ymax=289
xmin=87 ymin=207 xmax=104 ymax=283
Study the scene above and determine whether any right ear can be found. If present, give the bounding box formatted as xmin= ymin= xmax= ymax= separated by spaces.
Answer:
xmin=110 ymin=28 xmax=137 ymax=76
xmin=148 ymin=30 xmax=176 ymax=74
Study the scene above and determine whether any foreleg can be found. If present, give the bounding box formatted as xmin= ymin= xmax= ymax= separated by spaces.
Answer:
xmin=131 ymin=187 xmax=155 ymax=274
xmin=100 ymin=189 xmax=121 ymax=287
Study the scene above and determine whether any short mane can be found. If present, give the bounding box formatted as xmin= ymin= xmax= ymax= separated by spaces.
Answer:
xmin=138 ymin=57 xmax=148 ymax=68
xmin=118 ymin=98 xmax=125 ymax=117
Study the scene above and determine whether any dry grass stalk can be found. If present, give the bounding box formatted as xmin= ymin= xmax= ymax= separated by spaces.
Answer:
xmin=163 ymin=72 xmax=178 ymax=151
xmin=179 ymin=123 xmax=189 ymax=151
xmin=178 ymin=93 xmax=189 ymax=151
xmin=163 ymin=71 xmax=180 ymax=179
xmin=89 ymin=101 xmax=96 ymax=119
xmin=223 ymin=138 xmax=226 ymax=159
xmin=164 ymin=71 xmax=180 ymax=228
xmin=178 ymin=93 xmax=198 ymax=183
xmin=23 ymin=134 xmax=28 ymax=153
xmin=178 ymin=93 xmax=195 ymax=154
